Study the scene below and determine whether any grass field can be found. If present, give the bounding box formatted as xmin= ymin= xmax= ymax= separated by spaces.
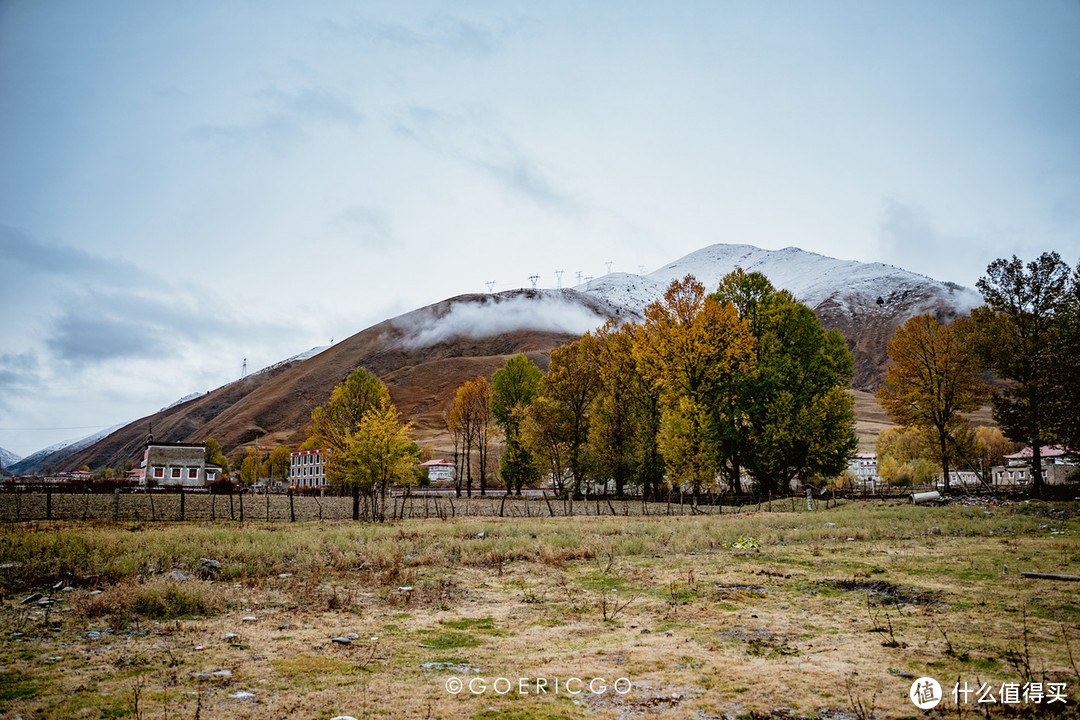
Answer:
xmin=1 ymin=500 xmax=1078 ymax=719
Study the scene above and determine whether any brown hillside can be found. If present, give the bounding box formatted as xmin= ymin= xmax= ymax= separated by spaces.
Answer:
xmin=56 ymin=290 xmax=607 ymax=471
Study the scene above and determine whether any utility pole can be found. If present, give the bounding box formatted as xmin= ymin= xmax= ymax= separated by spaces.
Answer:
xmin=242 ymin=358 xmax=247 ymax=378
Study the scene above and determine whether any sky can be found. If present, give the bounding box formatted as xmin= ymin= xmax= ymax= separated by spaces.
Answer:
xmin=1 ymin=0 xmax=1078 ymax=459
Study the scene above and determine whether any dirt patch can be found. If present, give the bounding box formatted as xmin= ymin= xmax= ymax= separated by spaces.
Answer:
xmin=822 ymin=578 xmax=935 ymax=605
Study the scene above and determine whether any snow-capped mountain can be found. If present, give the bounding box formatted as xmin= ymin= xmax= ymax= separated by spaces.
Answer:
xmin=8 ymin=424 xmax=124 ymax=475
xmin=0 ymin=446 xmax=21 ymax=472
xmin=578 ymin=244 xmax=980 ymax=388
xmin=578 ymin=243 xmax=981 ymax=315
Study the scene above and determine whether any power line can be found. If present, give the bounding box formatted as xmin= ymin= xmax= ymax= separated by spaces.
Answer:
xmin=0 ymin=424 xmax=117 ymax=431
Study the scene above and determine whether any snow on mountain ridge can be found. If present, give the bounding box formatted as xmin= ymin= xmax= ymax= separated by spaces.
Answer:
xmin=10 ymin=424 xmax=125 ymax=472
xmin=578 ymin=243 xmax=981 ymax=314
xmin=0 ymin=446 xmax=21 ymax=469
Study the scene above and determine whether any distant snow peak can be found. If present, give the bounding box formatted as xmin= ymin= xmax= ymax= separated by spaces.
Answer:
xmin=14 ymin=423 xmax=125 ymax=468
xmin=578 ymin=242 xmax=981 ymax=314
xmin=0 ymin=446 xmax=21 ymax=468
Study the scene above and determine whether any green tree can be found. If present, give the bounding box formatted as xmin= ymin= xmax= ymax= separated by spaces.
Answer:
xmin=343 ymin=404 xmax=420 ymax=521
xmin=973 ymin=253 xmax=1073 ymax=491
xmin=711 ymin=275 xmax=857 ymax=495
xmin=491 ymin=354 xmax=543 ymax=495
xmin=877 ymin=314 xmax=990 ymax=492
xmin=589 ymin=322 xmax=645 ymax=498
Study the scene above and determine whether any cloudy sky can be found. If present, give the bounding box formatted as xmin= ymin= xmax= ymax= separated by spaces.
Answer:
xmin=1 ymin=1 xmax=1078 ymax=458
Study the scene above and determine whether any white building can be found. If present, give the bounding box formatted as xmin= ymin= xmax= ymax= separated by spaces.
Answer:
xmin=290 ymin=448 xmax=328 ymax=488
xmin=420 ymin=459 xmax=455 ymax=486
xmin=848 ymin=453 xmax=880 ymax=489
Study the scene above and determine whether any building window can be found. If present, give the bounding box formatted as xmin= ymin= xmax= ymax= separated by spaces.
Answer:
xmin=171 ymin=467 xmax=182 ymax=479
xmin=188 ymin=468 xmax=198 ymax=480
xmin=153 ymin=467 xmax=164 ymax=479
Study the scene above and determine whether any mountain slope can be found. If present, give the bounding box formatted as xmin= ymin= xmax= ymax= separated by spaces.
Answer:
xmin=31 ymin=289 xmax=621 ymax=473
xmin=0 ymin=446 xmax=21 ymax=474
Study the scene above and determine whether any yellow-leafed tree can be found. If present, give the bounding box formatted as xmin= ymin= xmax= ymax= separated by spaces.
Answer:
xmin=877 ymin=314 xmax=990 ymax=492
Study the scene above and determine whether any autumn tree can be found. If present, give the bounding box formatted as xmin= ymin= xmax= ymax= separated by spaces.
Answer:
xmin=342 ymin=403 xmax=420 ymax=521
xmin=491 ymin=354 xmax=543 ymax=495
xmin=239 ymin=446 xmax=261 ymax=486
xmin=972 ymin=253 xmax=1073 ymax=491
xmin=267 ymin=446 xmax=292 ymax=486
xmin=204 ymin=438 xmax=229 ymax=475
xmin=306 ymin=367 xmax=393 ymax=519
xmin=877 ymin=314 xmax=989 ymax=492
xmin=524 ymin=335 xmax=602 ymax=499
xmin=635 ymin=275 xmax=755 ymax=500
xmin=447 ymin=377 xmax=494 ymax=496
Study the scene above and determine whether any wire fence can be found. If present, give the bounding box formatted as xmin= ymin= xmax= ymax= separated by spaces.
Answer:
xmin=0 ymin=485 xmax=875 ymax=523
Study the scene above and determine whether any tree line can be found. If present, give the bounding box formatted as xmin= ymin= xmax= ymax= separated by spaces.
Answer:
xmin=446 ymin=269 xmax=858 ymax=500
xmin=298 ymin=251 xmax=1078 ymax=512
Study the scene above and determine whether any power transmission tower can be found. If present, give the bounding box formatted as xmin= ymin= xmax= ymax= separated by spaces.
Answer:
xmin=605 ymin=261 xmax=613 ymax=275
xmin=576 ymin=271 xmax=582 ymax=285
xmin=242 ymin=358 xmax=247 ymax=378
xmin=584 ymin=275 xmax=593 ymax=289
xmin=554 ymin=269 xmax=563 ymax=289
xmin=485 ymin=280 xmax=496 ymax=293
xmin=638 ymin=265 xmax=647 ymax=275
xmin=529 ymin=273 xmax=539 ymax=289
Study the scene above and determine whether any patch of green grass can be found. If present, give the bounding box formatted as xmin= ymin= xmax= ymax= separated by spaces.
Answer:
xmin=0 ymin=670 xmax=40 ymax=701
xmin=440 ymin=616 xmax=509 ymax=636
xmin=422 ymin=631 xmax=484 ymax=649
xmin=471 ymin=705 xmax=585 ymax=720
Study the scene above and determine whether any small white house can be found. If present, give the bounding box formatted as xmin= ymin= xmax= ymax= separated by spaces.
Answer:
xmin=420 ymin=459 xmax=455 ymax=486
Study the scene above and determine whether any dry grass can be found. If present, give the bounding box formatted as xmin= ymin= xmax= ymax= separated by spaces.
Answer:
xmin=1 ymin=500 xmax=1078 ymax=718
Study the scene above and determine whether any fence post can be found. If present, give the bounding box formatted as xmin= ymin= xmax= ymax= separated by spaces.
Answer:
xmin=239 ymin=491 xmax=244 ymax=523
xmin=289 ymin=487 xmax=295 ymax=522
xmin=180 ymin=486 xmax=185 ymax=521
xmin=46 ymin=490 xmax=52 ymax=521
xmin=112 ymin=488 xmax=120 ymax=520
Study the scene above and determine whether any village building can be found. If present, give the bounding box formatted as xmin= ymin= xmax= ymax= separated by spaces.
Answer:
xmin=290 ymin=448 xmax=328 ymax=488
xmin=990 ymin=445 xmax=1077 ymax=488
xmin=420 ymin=459 xmax=455 ymax=486
xmin=848 ymin=453 xmax=880 ymax=489
xmin=141 ymin=439 xmax=221 ymax=487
